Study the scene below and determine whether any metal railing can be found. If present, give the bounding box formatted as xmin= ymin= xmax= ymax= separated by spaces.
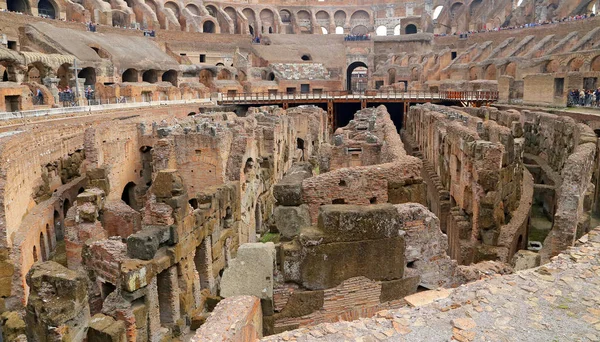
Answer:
xmin=218 ymin=90 xmax=499 ymax=103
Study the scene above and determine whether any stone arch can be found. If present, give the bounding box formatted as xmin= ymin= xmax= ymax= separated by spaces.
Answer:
xmin=121 ymin=182 xmax=138 ymax=210
xmin=568 ymin=57 xmax=585 ymax=72
xmin=505 ymin=62 xmax=517 ymax=78
xmin=26 ymin=63 xmax=46 ymax=83
xmin=334 ymin=10 xmax=346 ymax=28
xmin=164 ymin=1 xmax=180 ymax=17
xmin=145 ymin=0 xmax=158 ymax=15
xmin=346 ymin=61 xmax=368 ymax=92
xmin=351 ymin=25 xmax=368 ymax=35
xmin=203 ymin=19 xmax=216 ymax=33
xmin=55 ymin=63 xmax=70 ymax=88
xmin=37 ymin=0 xmax=57 ymax=18
xmin=279 ymin=9 xmax=291 ymax=23
xmin=122 ymin=68 xmax=138 ymax=82
xmin=544 ymin=59 xmax=559 ymax=73
xmin=205 ymin=4 xmax=217 ymax=17
xmin=484 ymin=64 xmax=497 ymax=80
xmin=591 ymin=55 xmax=600 ymax=72
xmin=161 ymin=69 xmax=177 ymax=86
xmin=260 ymin=8 xmax=275 ymax=34
xmin=63 ymin=198 xmax=71 ymax=219
xmin=7 ymin=0 xmax=31 ymax=14
xmin=388 ymin=68 xmax=396 ymax=84
xmin=316 ymin=10 xmax=329 ymax=20
xmin=78 ymin=67 xmax=96 ymax=86
xmin=39 ymin=232 xmax=47 ymax=261
xmin=142 ymin=69 xmax=158 ymax=83
xmin=470 ymin=0 xmax=483 ymax=16
xmin=405 ymin=24 xmax=417 ymax=34
xmin=376 ymin=26 xmax=387 ymax=36
xmin=411 ymin=67 xmax=420 ymax=81
xmin=243 ymin=8 xmax=257 ymax=34
xmin=217 ymin=68 xmax=232 ymax=80
xmin=185 ymin=3 xmax=199 ymax=16
xmin=199 ymin=69 xmax=215 ymax=87
xmin=238 ymin=70 xmax=247 ymax=82
xmin=469 ymin=66 xmax=479 ymax=80
xmin=450 ymin=2 xmax=466 ymax=32
xmin=224 ymin=7 xmax=239 ymax=33
xmin=350 ymin=9 xmax=369 ymax=21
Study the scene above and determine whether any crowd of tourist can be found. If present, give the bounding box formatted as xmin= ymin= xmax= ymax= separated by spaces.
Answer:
xmin=434 ymin=13 xmax=595 ymax=37
xmin=568 ymin=88 xmax=600 ymax=107
xmin=345 ymin=34 xmax=371 ymax=41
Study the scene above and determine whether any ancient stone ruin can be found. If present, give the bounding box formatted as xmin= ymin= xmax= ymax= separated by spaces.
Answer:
xmin=0 ymin=0 xmax=600 ymax=340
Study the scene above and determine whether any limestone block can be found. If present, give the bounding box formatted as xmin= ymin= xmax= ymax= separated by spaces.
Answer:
xmin=126 ymin=226 xmax=171 ymax=260
xmin=295 ymin=237 xmax=405 ymax=290
xmin=88 ymin=314 xmax=127 ymax=342
xmin=512 ymin=250 xmax=540 ymax=271
xmin=273 ymin=163 xmax=313 ymax=206
xmin=220 ymin=243 xmax=276 ymax=301
xmin=102 ymin=200 xmax=142 ymax=239
xmin=273 ymin=205 xmax=310 ymax=239
xmin=191 ymin=296 xmax=262 ymax=341
xmin=25 ymin=261 xmax=90 ymax=342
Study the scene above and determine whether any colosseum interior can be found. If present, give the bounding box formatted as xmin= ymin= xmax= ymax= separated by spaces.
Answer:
xmin=1 ymin=0 xmax=600 ymax=340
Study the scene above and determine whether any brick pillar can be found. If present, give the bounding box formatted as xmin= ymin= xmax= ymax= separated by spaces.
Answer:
xmin=146 ymin=277 xmax=162 ymax=342
xmin=194 ymin=237 xmax=215 ymax=294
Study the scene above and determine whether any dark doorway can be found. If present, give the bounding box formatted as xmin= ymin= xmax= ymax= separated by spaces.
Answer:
xmin=334 ymin=102 xmax=362 ymax=129
xmin=346 ymin=61 xmax=368 ymax=93
xmin=7 ymin=0 xmax=30 ymax=13
xmin=368 ymin=102 xmax=405 ymax=132
xmin=37 ymin=0 xmax=56 ymax=18
xmin=161 ymin=70 xmax=178 ymax=86
xmin=122 ymin=68 xmax=138 ymax=82
xmin=142 ymin=70 xmax=158 ymax=83
xmin=405 ymin=24 xmax=417 ymax=34
xmin=54 ymin=210 xmax=63 ymax=242
xmin=121 ymin=182 xmax=138 ymax=210
xmin=203 ymin=21 xmax=215 ymax=33
xmin=78 ymin=67 xmax=96 ymax=86
xmin=5 ymin=95 xmax=20 ymax=112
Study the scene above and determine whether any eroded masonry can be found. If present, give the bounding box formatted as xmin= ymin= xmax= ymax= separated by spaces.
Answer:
xmin=1 ymin=0 xmax=600 ymax=340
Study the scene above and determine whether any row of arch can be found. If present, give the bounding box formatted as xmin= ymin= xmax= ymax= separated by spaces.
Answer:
xmin=6 ymin=0 xmax=60 ymax=18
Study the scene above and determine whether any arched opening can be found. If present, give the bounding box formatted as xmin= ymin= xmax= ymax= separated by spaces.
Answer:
xmin=591 ymin=56 xmax=600 ymax=72
xmin=347 ymin=61 xmax=368 ymax=93
xmin=63 ymin=198 xmax=71 ymax=219
xmin=321 ymin=27 xmax=328 ymax=34
xmin=505 ymin=62 xmax=517 ymax=78
xmin=485 ymin=64 xmax=497 ymax=80
xmin=121 ymin=182 xmax=138 ymax=210
xmin=7 ymin=0 xmax=30 ymax=13
xmin=260 ymin=9 xmax=275 ymax=34
xmin=33 ymin=246 xmax=38 ymax=263
xmin=203 ymin=20 xmax=215 ymax=33
xmin=39 ymin=232 xmax=47 ymax=261
xmin=112 ymin=10 xmax=129 ymax=27
xmin=405 ymin=24 xmax=417 ymax=34
xmin=388 ymin=68 xmax=396 ymax=84
xmin=37 ymin=0 xmax=56 ymax=18
xmin=46 ymin=223 xmax=53 ymax=250
xmin=432 ymin=6 xmax=444 ymax=19
xmin=54 ymin=210 xmax=63 ymax=242
xmin=249 ymin=25 xmax=254 ymax=36
xmin=393 ymin=25 xmax=401 ymax=35
xmin=26 ymin=65 xmax=42 ymax=83
xmin=57 ymin=63 xmax=71 ymax=88
xmin=469 ymin=67 xmax=479 ymax=80
xmin=280 ymin=9 xmax=291 ymax=23
xmin=199 ymin=69 xmax=214 ymax=87
xmin=335 ymin=26 xmax=344 ymax=34
xmin=161 ymin=69 xmax=177 ymax=86
xmin=267 ymin=72 xmax=275 ymax=81
xmin=568 ymin=58 xmax=584 ymax=72
xmin=142 ymin=69 xmax=158 ymax=83
xmin=2 ymin=70 xmax=8 ymax=82
xmin=376 ymin=26 xmax=387 ymax=36
xmin=122 ymin=68 xmax=138 ymax=82
xmin=78 ymin=67 xmax=96 ymax=86
xmin=351 ymin=25 xmax=368 ymax=35
xmin=164 ymin=1 xmax=180 ymax=17
xmin=350 ymin=10 xmax=369 ymax=22
xmin=301 ymin=54 xmax=312 ymax=61
xmin=217 ymin=68 xmax=232 ymax=80
xmin=544 ymin=60 xmax=559 ymax=73
xmin=185 ymin=4 xmax=199 ymax=16
xmin=205 ymin=4 xmax=217 ymax=17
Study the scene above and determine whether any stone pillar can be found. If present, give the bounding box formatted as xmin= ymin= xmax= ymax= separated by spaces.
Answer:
xmin=146 ymin=277 xmax=163 ymax=342
xmin=195 ymin=236 xmax=215 ymax=294
xmin=157 ymin=265 xmax=181 ymax=326
xmin=25 ymin=262 xmax=90 ymax=342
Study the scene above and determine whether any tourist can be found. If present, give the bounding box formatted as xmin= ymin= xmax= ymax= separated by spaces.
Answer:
xmin=580 ymin=89 xmax=586 ymax=106
xmin=36 ymin=88 xmax=43 ymax=104
xmin=595 ymin=88 xmax=600 ymax=107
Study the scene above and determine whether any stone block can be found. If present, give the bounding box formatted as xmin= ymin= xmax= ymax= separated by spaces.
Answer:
xmin=296 ymin=237 xmax=405 ymax=290
xmin=511 ymin=250 xmax=540 ymax=271
xmin=220 ymin=243 xmax=276 ymax=302
xmin=88 ymin=314 xmax=127 ymax=342
xmin=273 ymin=163 xmax=313 ymax=206
xmin=274 ymin=290 xmax=324 ymax=319
xmin=191 ymin=296 xmax=262 ymax=342
xmin=126 ymin=226 xmax=170 ymax=260
xmin=152 ymin=169 xmax=186 ymax=199
xmin=273 ymin=205 xmax=310 ymax=239
xmin=404 ymin=288 xmax=453 ymax=307
xmin=103 ymin=200 xmax=142 ymax=238
xmin=379 ymin=276 xmax=421 ymax=303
